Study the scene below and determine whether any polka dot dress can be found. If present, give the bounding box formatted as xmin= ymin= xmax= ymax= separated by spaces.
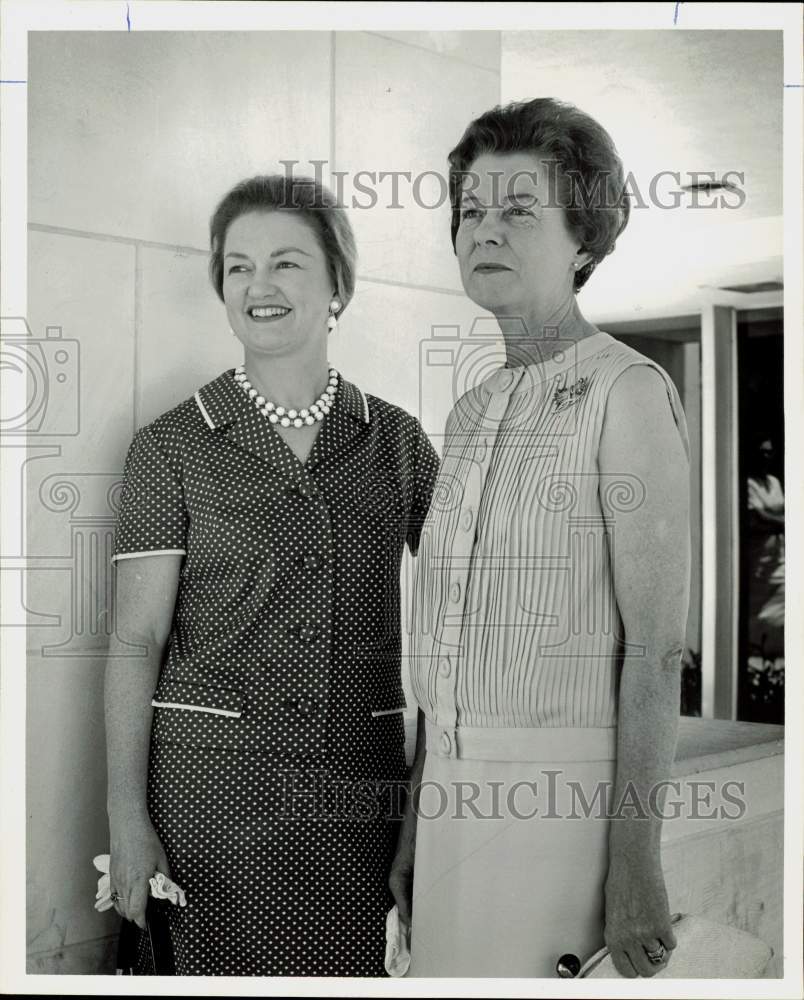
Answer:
xmin=113 ymin=370 xmax=439 ymax=976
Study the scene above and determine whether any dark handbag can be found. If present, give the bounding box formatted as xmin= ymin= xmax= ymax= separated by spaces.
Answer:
xmin=115 ymin=897 xmax=176 ymax=975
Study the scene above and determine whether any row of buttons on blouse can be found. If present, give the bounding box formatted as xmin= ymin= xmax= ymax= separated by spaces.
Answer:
xmin=284 ymin=616 xmax=323 ymax=716
xmin=290 ymin=481 xmax=323 ymax=722
xmin=278 ymin=480 xmax=326 ymax=722
xmin=446 ymin=504 xmax=476 ymax=605
xmin=432 ymin=382 xmax=511 ymax=757
xmin=294 ymin=481 xmax=328 ymax=572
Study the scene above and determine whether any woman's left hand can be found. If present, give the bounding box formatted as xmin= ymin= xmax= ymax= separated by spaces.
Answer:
xmin=603 ymin=852 xmax=677 ymax=978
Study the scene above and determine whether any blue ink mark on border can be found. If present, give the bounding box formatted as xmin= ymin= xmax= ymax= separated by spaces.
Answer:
xmin=126 ymin=3 xmax=131 ymax=31
xmin=0 ymin=80 xmax=27 ymax=84
xmin=783 ymin=84 xmax=803 ymax=88
xmin=673 ymin=1 xmax=682 ymax=24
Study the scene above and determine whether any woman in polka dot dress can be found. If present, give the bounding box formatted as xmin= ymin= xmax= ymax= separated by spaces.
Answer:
xmin=104 ymin=174 xmax=439 ymax=976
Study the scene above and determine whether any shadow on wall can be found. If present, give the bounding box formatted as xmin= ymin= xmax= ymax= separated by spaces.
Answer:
xmin=680 ymin=648 xmax=702 ymax=717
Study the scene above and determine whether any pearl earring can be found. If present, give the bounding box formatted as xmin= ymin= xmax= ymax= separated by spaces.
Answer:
xmin=327 ymin=298 xmax=341 ymax=332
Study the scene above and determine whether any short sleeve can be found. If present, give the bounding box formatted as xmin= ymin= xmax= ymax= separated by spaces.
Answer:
xmin=112 ymin=426 xmax=188 ymax=563
xmin=406 ymin=422 xmax=440 ymax=556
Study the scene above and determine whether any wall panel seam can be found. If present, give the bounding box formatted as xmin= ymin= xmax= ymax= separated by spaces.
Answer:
xmin=28 ymin=223 xmax=208 ymax=257
xmin=362 ymin=31 xmax=501 ymax=75
xmin=27 ymin=931 xmax=118 ymax=958
xmin=330 ymin=32 xmax=336 ymax=174
xmin=134 ymin=242 xmax=141 ymax=433
xmin=28 ymin=225 xmax=468 ymax=297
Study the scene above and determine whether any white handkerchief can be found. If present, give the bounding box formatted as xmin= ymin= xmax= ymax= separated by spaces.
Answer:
xmin=92 ymin=853 xmax=187 ymax=912
xmin=149 ymin=871 xmax=187 ymax=907
xmin=93 ymin=854 xmax=114 ymax=912
xmin=385 ymin=905 xmax=411 ymax=977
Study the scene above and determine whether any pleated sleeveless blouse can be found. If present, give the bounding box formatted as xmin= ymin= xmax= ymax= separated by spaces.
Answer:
xmin=409 ymin=331 xmax=689 ymax=732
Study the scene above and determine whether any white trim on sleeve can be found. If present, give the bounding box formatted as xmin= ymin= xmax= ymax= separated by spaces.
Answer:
xmin=370 ymin=707 xmax=406 ymax=718
xmin=112 ymin=549 xmax=186 ymax=563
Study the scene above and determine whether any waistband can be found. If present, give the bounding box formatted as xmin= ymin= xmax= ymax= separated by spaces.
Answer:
xmin=425 ymin=718 xmax=618 ymax=763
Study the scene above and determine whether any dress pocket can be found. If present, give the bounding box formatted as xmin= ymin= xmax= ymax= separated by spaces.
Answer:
xmin=151 ymin=680 xmax=243 ymax=718
xmin=150 ymin=680 xmax=246 ymax=751
xmin=366 ymin=661 xmax=408 ymax=718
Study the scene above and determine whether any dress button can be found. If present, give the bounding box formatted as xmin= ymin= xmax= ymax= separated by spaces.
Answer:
xmin=303 ymin=551 xmax=323 ymax=570
xmin=298 ymin=624 xmax=318 ymax=642
xmin=440 ymin=732 xmax=452 ymax=754
xmin=297 ymin=481 xmax=317 ymax=498
xmin=460 ymin=508 xmax=474 ymax=532
xmin=438 ymin=657 xmax=451 ymax=678
xmin=449 ymin=581 xmax=462 ymax=603
xmin=296 ymin=697 xmax=316 ymax=718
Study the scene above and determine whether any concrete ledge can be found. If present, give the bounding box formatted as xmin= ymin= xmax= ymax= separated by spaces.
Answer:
xmin=674 ymin=717 xmax=784 ymax=776
xmin=27 ymin=933 xmax=117 ymax=975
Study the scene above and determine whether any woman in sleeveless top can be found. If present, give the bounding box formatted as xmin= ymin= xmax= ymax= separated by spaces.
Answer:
xmin=390 ymin=99 xmax=690 ymax=978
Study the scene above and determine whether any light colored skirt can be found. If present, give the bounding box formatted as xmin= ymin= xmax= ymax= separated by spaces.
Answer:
xmin=408 ymin=721 xmax=617 ymax=978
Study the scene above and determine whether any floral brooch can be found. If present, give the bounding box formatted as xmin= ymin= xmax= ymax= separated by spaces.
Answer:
xmin=553 ymin=375 xmax=591 ymax=412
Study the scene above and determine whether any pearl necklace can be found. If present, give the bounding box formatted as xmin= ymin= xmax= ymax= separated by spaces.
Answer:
xmin=233 ymin=365 xmax=339 ymax=428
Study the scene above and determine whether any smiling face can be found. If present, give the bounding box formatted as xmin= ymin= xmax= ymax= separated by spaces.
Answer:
xmin=222 ymin=210 xmax=335 ymax=363
xmin=456 ymin=152 xmax=588 ymax=321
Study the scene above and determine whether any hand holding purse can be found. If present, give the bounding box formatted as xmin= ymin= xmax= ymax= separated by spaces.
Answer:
xmin=557 ymin=913 xmax=773 ymax=979
xmin=93 ymin=853 xmax=185 ymax=975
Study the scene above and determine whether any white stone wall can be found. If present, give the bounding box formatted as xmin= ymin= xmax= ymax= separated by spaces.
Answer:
xmin=26 ymin=29 xmax=501 ymax=973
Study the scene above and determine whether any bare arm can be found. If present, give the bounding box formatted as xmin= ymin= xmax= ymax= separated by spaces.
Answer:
xmin=105 ymin=554 xmax=182 ymax=927
xmin=389 ymin=423 xmax=438 ymax=923
xmin=389 ymin=708 xmax=427 ymax=927
xmin=598 ymin=366 xmax=690 ymax=977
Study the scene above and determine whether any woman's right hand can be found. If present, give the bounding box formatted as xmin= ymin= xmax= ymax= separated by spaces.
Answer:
xmin=390 ymin=711 xmax=426 ymax=929
xmin=108 ymin=812 xmax=171 ymax=929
